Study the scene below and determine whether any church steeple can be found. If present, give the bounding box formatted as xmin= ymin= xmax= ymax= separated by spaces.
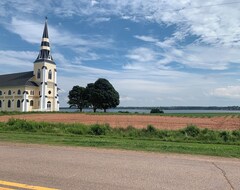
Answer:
xmin=34 ymin=18 xmax=55 ymax=64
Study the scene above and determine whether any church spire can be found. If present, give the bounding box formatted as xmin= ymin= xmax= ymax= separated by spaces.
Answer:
xmin=34 ymin=18 xmax=55 ymax=64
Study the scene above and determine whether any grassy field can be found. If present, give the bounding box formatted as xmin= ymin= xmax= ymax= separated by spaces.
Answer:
xmin=0 ymin=118 xmax=240 ymax=158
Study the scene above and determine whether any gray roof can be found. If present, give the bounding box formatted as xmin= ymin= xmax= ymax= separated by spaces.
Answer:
xmin=0 ymin=71 xmax=38 ymax=87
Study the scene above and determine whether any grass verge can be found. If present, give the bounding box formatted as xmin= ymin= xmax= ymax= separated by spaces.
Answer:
xmin=0 ymin=118 xmax=239 ymax=158
xmin=0 ymin=132 xmax=239 ymax=158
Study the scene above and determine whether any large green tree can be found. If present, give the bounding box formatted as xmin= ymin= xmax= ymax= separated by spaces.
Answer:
xmin=68 ymin=85 xmax=88 ymax=112
xmin=85 ymin=83 xmax=98 ymax=112
xmin=86 ymin=78 xmax=120 ymax=112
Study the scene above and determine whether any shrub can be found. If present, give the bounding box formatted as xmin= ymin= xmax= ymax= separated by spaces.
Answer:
xmin=232 ymin=130 xmax=240 ymax=139
xmin=150 ymin=108 xmax=164 ymax=114
xmin=198 ymin=128 xmax=218 ymax=141
xmin=125 ymin=125 xmax=140 ymax=137
xmin=182 ymin=125 xmax=200 ymax=137
xmin=220 ymin=131 xmax=232 ymax=142
xmin=146 ymin=125 xmax=157 ymax=133
xmin=157 ymin=130 xmax=170 ymax=139
xmin=118 ymin=111 xmax=130 ymax=114
xmin=89 ymin=124 xmax=110 ymax=135
xmin=141 ymin=125 xmax=158 ymax=137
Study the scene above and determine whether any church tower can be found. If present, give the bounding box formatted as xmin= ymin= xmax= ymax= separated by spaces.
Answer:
xmin=33 ymin=18 xmax=59 ymax=111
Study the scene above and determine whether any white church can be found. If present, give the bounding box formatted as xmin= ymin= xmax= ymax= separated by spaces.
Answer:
xmin=0 ymin=19 xmax=59 ymax=112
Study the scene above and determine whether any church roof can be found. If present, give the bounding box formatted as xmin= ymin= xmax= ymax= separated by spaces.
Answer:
xmin=34 ymin=18 xmax=55 ymax=64
xmin=0 ymin=71 xmax=38 ymax=87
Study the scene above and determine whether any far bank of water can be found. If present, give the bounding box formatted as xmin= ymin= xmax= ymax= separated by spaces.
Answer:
xmin=60 ymin=108 xmax=240 ymax=114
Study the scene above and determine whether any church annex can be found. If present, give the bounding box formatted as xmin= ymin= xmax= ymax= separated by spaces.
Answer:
xmin=0 ymin=19 xmax=59 ymax=112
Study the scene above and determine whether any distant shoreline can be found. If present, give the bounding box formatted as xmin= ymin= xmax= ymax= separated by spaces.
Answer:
xmin=60 ymin=106 xmax=240 ymax=111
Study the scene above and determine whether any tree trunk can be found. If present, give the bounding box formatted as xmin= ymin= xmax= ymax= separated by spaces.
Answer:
xmin=93 ymin=108 xmax=96 ymax=112
xmin=104 ymin=109 xmax=106 ymax=112
xmin=78 ymin=107 xmax=82 ymax=112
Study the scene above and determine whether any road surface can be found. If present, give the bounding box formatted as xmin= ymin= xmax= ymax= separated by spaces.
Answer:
xmin=0 ymin=143 xmax=239 ymax=190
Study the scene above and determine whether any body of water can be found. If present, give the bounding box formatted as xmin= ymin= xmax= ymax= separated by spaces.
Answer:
xmin=60 ymin=108 xmax=240 ymax=114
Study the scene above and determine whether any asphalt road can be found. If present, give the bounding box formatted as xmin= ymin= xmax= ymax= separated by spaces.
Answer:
xmin=0 ymin=143 xmax=239 ymax=190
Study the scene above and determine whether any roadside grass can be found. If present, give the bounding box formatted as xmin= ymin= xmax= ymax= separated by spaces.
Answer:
xmin=0 ymin=119 xmax=240 ymax=158
xmin=0 ymin=132 xmax=239 ymax=158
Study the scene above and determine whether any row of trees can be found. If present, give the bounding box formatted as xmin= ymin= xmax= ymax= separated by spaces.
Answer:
xmin=68 ymin=78 xmax=120 ymax=112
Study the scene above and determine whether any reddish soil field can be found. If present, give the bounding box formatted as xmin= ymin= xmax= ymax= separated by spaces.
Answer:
xmin=0 ymin=113 xmax=240 ymax=130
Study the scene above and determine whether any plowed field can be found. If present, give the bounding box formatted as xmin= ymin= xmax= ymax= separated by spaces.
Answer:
xmin=1 ymin=113 xmax=240 ymax=130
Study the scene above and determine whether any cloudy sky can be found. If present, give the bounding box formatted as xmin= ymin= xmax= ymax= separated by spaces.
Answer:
xmin=1 ymin=0 xmax=240 ymax=107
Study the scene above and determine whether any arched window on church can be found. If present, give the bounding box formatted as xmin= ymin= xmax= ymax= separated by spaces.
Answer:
xmin=8 ymin=90 xmax=11 ymax=95
xmin=17 ymin=89 xmax=21 ymax=95
xmin=30 ymin=100 xmax=34 ymax=106
xmin=37 ymin=69 xmax=41 ymax=79
xmin=48 ymin=70 xmax=52 ymax=80
xmin=0 ymin=91 xmax=2 ymax=95
xmin=0 ymin=100 xmax=2 ymax=108
xmin=8 ymin=100 xmax=11 ymax=108
xmin=17 ymin=100 xmax=21 ymax=108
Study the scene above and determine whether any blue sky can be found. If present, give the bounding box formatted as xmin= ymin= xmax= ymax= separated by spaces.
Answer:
xmin=1 ymin=0 xmax=240 ymax=107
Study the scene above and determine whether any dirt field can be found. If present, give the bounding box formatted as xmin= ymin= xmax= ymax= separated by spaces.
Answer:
xmin=1 ymin=113 xmax=240 ymax=130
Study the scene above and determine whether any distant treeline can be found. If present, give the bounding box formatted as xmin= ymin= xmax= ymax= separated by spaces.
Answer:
xmin=116 ymin=106 xmax=240 ymax=110
xmin=61 ymin=106 xmax=240 ymax=110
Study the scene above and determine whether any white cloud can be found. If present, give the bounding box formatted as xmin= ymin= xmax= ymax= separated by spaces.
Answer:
xmin=91 ymin=0 xmax=99 ymax=6
xmin=134 ymin=35 xmax=158 ymax=43
xmin=5 ymin=17 xmax=113 ymax=49
xmin=0 ymin=50 xmax=36 ymax=73
xmin=2 ymin=0 xmax=240 ymax=48
xmin=134 ymin=34 xmax=240 ymax=70
xmin=210 ymin=86 xmax=240 ymax=99
xmin=126 ymin=47 xmax=158 ymax=63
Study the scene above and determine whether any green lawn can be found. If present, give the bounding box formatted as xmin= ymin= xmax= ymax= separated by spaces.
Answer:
xmin=0 ymin=118 xmax=239 ymax=158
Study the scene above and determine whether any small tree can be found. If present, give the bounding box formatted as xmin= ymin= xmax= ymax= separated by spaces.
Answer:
xmin=68 ymin=86 xmax=88 ymax=112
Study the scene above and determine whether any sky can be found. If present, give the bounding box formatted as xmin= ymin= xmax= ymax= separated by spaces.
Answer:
xmin=1 ymin=0 xmax=240 ymax=107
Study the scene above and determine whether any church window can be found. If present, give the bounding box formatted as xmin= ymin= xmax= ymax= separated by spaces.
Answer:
xmin=48 ymin=70 xmax=52 ymax=80
xmin=17 ymin=90 xmax=21 ymax=95
xmin=8 ymin=90 xmax=11 ymax=95
xmin=0 ymin=91 xmax=2 ymax=95
xmin=30 ymin=90 xmax=34 ymax=95
xmin=8 ymin=100 xmax=11 ymax=108
xmin=0 ymin=100 xmax=2 ymax=107
xmin=17 ymin=100 xmax=21 ymax=108
xmin=30 ymin=100 xmax=34 ymax=106
xmin=48 ymin=90 xmax=51 ymax=95
xmin=37 ymin=69 xmax=41 ymax=79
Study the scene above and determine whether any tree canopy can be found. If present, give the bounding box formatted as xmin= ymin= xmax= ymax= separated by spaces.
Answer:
xmin=90 ymin=78 xmax=120 ymax=112
xmin=67 ymin=85 xmax=88 ymax=112
xmin=69 ymin=78 xmax=120 ymax=112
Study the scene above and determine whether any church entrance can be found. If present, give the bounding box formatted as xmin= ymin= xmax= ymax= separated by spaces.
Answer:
xmin=47 ymin=101 xmax=51 ymax=111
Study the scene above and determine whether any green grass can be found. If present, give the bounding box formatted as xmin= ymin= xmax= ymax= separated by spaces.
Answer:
xmin=0 ymin=118 xmax=240 ymax=158
xmin=0 ymin=132 xmax=239 ymax=158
